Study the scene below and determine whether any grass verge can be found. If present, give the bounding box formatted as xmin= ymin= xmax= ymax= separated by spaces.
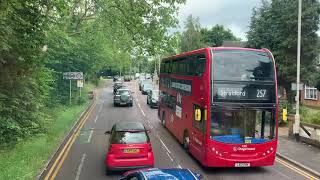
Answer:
xmin=0 ymin=79 xmax=105 ymax=180
xmin=0 ymin=103 xmax=88 ymax=180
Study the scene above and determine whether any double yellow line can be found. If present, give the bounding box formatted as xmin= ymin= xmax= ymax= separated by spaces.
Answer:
xmin=276 ymin=157 xmax=319 ymax=180
xmin=44 ymin=103 xmax=96 ymax=180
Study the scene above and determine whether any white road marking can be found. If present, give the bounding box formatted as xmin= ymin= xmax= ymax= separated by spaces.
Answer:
xmin=158 ymin=137 xmax=171 ymax=154
xmin=177 ymin=164 xmax=182 ymax=169
xmin=87 ymin=129 xmax=93 ymax=143
xmin=94 ymin=115 xmax=99 ymax=123
xmin=166 ymin=152 xmax=174 ymax=162
xmin=137 ymin=103 xmax=146 ymax=116
xmin=75 ymin=153 xmax=86 ymax=180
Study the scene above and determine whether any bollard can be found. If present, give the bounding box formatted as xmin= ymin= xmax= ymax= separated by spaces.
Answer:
xmin=287 ymin=114 xmax=295 ymax=137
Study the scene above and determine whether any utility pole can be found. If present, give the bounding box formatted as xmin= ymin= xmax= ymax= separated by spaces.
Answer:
xmin=294 ymin=0 xmax=302 ymax=141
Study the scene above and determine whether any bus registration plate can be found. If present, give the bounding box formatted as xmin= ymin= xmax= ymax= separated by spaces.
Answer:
xmin=235 ymin=163 xmax=250 ymax=167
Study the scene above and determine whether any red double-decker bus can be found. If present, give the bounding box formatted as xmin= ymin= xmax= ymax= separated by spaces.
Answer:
xmin=158 ymin=47 xmax=278 ymax=167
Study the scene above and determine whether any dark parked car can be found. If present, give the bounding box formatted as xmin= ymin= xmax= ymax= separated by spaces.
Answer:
xmin=105 ymin=122 xmax=154 ymax=174
xmin=141 ymin=84 xmax=153 ymax=95
xmin=147 ymin=90 xmax=159 ymax=108
xmin=113 ymin=89 xmax=133 ymax=107
xmin=120 ymin=168 xmax=202 ymax=180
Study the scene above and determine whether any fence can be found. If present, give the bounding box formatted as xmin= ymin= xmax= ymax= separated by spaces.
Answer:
xmin=288 ymin=114 xmax=320 ymax=148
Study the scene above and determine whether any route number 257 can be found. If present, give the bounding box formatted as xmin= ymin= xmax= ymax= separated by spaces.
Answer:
xmin=257 ymin=89 xmax=267 ymax=98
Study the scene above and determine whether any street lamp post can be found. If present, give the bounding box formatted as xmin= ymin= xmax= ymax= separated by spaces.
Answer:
xmin=294 ymin=0 xmax=302 ymax=141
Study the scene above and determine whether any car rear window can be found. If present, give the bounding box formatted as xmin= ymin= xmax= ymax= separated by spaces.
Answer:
xmin=117 ymin=90 xmax=130 ymax=95
xmin=110 ymin=131 xmax=149 ymax=144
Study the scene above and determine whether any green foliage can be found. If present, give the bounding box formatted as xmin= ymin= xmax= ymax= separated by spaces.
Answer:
xmin=0 ymin=0 xmax=186 ymax=146
xmin=201 ymin=25 xmax=240 ymax=47
xmin=300 ymin=106 xmax=320 ymax=125
xmin=246 ymin=0 xmax=320 ymax=102
xmin=0 ymin=102 xmax=88 ymax=180
xmin=180 ymin=15 xmax=203 ymax=52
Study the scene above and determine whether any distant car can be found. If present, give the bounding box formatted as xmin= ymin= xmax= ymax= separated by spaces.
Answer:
xmin=124 ymin=75 xmax=132 ymax=82
xmin=104 ymin=122 xmax=154 ymax=174
xmin=113 ymin=89 xmax=133 ymax=107
xmin=113 ymin=76 xmax=120 ymax=82
xmin=120 ymin=168 xmax=203 ymax=180
xmin=139 ymin=80 xmax=151 ymax=91
xmin=141 ymin=84 xmax=153 ymax=95
xmin=147 ymin=90 xmax=159 ymax=108
xmin=146 ymin=73 xmax=151 ymax=79
xmin=113 ymin=81 xmax=124 ymax=94
xmin=135 ymin=73 xmax=140 ymax=79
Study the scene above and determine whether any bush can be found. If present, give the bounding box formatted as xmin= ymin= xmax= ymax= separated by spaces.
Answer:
xmin=309 ymin=111 xmax=320 ymax=125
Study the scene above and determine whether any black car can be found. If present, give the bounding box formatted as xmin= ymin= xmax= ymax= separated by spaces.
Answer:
xmin=141 ymin=84 xmax=153 ymax=95
xmin=147 ymin=90 xmax=159 ymax=108
xmin=113 ymin=81 xmax=124 ymax=94
xmin=113 ymin=89 xmax=133 ymax=107
xmin=113 ymin=76 xmax=119 ymax=82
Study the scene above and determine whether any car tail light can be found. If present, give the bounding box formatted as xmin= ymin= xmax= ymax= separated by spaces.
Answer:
xmin=148 ymin=143 xmax=153 ymax=152
xmin=108 ymin=145 xmax=114 ymax=154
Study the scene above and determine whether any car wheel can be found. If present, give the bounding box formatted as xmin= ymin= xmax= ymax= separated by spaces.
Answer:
xmin=162 ymin=113 xmax=166 ymax=127
xmin=147 ymin=98 xmax=149 ymax=105
xmin=130 ymin=103 xmax=133 ymax=107
xmin=183 ymin=133 xmax=190 ymax=152
xmin=105 ymin=168 xmax=111 ymax=175
xmin=113 ymin=103 xmax=117 ymax=107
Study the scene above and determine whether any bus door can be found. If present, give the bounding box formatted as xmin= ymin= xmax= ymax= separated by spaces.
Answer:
xmin=190 ymin=104 xmax=207 ymax=161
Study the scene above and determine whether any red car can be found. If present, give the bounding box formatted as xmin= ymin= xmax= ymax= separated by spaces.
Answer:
xmin=104 ymin=122 xmax=154 ymax=174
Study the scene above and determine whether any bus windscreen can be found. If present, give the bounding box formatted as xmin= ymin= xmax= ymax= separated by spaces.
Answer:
xmin=212 ymin=50 xmax=274 ymax=81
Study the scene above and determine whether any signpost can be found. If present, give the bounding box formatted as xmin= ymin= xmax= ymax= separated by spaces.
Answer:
xmin=63 ymin=72 xmax=84 ymax=105
xmin=77 ymin=80 xmax=84 ymax=98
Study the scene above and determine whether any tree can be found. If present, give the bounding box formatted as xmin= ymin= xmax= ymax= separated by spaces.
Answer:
xmin=180 ymin=15 xmax=203 ymax=52
xmin=0 ymin=0 xmax=187 ymax=146
xmin=201 ymin=25 xmax=240 ymax=47
xmin=246 ymin=0 xmax=320 ymax=102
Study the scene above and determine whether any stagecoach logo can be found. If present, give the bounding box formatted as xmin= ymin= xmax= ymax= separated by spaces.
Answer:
xmin=233 ymin=145 xmax=256 ymax=152
xmin=218 ymin=88 xmax=246 ymax=97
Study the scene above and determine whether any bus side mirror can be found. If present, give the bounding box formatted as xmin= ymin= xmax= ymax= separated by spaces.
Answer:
xmin=195 ymin=109 xmax=201 ymax=121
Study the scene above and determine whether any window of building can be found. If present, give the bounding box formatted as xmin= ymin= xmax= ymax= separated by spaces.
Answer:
xmin=305 ymin=85 xmax=318 ymax=100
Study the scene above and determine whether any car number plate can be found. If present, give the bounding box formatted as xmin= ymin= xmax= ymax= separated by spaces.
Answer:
xmin=124 ymin=149 xmax=139 ymax=153
xmin=120 ymin=102 xmax=126 ymax=105
xmin=235 ymin=163 xmax=250 ymax=167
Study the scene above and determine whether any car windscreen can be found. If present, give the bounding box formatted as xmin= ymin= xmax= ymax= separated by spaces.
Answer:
xmin=110 ymin=131 xmax=148 ymax=144
xmin=212 ymin=50 xmax=274 ymax=81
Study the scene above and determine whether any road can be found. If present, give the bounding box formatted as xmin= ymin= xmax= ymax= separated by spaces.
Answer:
xmin=40 ymin=80 xmax=312 ymax=180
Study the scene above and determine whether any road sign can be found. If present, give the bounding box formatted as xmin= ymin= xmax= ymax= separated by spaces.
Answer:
xmin=63 ymin=72 xmax=83 ymax=80
xmin=291 ymin=83 xmax=304 ymax=91
xmin=77 ymin=80 xmax=83 ymax=88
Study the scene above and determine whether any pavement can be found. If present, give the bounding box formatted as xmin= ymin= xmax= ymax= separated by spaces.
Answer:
xmin=40 ymin=80 xmax=320 ymax=180
xmin=277 ymin=127 xmax=320 ymax=177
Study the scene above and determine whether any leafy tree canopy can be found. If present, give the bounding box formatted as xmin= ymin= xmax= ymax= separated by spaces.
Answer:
xmin=246 ymin=0 xmax=320 ymax=101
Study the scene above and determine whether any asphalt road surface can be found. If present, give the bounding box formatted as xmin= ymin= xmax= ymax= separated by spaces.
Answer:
xmin=41 ymin=80 xmax=311 ymax=180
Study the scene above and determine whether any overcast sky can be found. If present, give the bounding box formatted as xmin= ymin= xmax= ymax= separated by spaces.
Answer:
xmin=177 ymin=0 xmax=263 ymax=40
